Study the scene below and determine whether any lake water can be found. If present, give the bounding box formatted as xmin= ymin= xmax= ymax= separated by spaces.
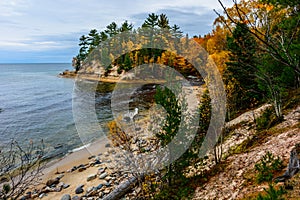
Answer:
xmin=0 ymin=63 xmax=114 ymax=159
xmin=0 ymin=63 xmax=193 ymax=161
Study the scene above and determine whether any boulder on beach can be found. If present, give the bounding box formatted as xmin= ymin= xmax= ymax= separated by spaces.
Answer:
xmin=71 ymin=196 xmax=81 ymax=200
xmin=87 ymin=174 xmax=97 ymax=182
xmin=75 ymin=184 xmax=84 ymax=194
xmin=96 ymin=184 xmax=103 ymax=190
xmin=61 ymin=194 xmax=71 ymax=200
xmin=78 ymin=166 xmax=86 ymax=172
xmin=99 ymin=172 xmax=108 ymax=179
xmin=58 ymin=182 xmax=70 ymax=189
xmin=86 ymin=187 xmax=98 ymax=197
xmin=39 ymin=193 xmax=46 ymax=198
xmin=46 ymin=177 xmax=59 ymax=187
xmin=97 ymin=167 xmax=106 ymax=175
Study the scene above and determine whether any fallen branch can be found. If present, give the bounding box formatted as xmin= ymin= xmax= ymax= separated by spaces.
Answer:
xmin=102 ymin=175 xmax=143 ymax=200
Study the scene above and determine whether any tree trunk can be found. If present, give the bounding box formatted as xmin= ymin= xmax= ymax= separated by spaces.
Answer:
xmin=102 ymin=175 xmax=143 ymax=200
xmin=272 ymin=90 xmax=283 ymax=119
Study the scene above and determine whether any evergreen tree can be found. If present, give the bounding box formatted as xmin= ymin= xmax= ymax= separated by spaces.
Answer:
xmin=74 ymin=35 xmax=89 ymax=70
xmin=119 ymin=20 xmax=133 ymax=32
xmin=105 ymin=22 xmax=119 ymax=37
xmin=123 ymin=53 xmax=132 ymax=71
xmin=78 ymin=35 xmax=89 ymax=55
xmin=158 ymin=14 xmax=170 ymax=29
xmin=87 ymin=29 xmax=100 ymax=53
xmin=142 ymin=13 xmax=159 ymax=28
xmin=100 ymin=31 xmax=108 ymax=42
xmin=171 ymin=24 xmax=183 ymax=39
xmin=226 ymin=22 xmax=261 ymax=108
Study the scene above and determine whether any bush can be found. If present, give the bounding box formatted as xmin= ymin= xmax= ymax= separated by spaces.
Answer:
xmin=256 ymin=108 xmax=283 ymax=131
xmin=107 ymin=120 xmax=132 ymax=147
xmin=255 ymin=152 xmax=284 ymax=183
xmin=256 ymin=184 xmax=286 ymax=200
xmin=2 ymin=184 xmax=11 ymax=195
xmin=256 ymin=108 xmax=273 ymax=130
xmin=153 ymin=177 xmax=194 ymax=200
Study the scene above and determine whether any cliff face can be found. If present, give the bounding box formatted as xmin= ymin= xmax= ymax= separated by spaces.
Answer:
xmin=61 ymin=60 xmax=125 ymax=82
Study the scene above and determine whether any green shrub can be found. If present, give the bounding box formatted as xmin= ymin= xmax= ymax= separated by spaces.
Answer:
xmin=153 ymin=178 xmax=194 ymax=200
xmin=255 ymin=152 xmax=283 ymax=183
xmin=2 ymin=183 xmax=11 ymax=194
xmin=256 ymin=108 xmax=273 ymax=130
xmin=282 ymin=89 xmax=300 ymax=110
xmin=256 ymin=184 xmax=286 ymax=200
xmin=256 ymin=108 xmax=283 ymax=131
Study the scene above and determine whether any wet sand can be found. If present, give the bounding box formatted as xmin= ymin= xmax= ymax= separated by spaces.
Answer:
xmin=41 ymin=138 xmax=109 ymax=180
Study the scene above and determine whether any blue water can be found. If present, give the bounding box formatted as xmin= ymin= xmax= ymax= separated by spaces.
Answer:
xmin=0 ymin=63 xmax=102 ymax=159
xmin=0 ymin=63 xmax=156 ymax=160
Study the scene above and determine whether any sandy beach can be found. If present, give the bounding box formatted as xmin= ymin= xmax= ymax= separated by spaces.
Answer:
xmin=32 ymin=107 xmax=160 ymax=199
xmin=41 ymin=138 xmax=109 ymax=178
xmin=36 ymin=137 xmax=113 ymax=199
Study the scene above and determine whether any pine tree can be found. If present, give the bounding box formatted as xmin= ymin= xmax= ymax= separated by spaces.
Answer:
xmin=123 ymin=53 xmax=132 ymax=71
xmin=119 ymin=20 xmax=133 ymax=32
xmin=142 ymin=13 xmax=159 ymax=28
xmin=158 ymin=14 xmax=170 ymax=29
xmin=105 ymin=22 xmax=119 ymax=37
xmin=87 ymin=29 xmax=100 ymax=53
xmin=226 ymin=22 xmax=261 ymax=109
xmin=171 ymin=24 xmax=183 ymax=38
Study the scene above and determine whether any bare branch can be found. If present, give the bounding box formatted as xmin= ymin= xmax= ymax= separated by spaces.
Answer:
xmin=218 ymin=0 xmax=300 ymax=76
xmin=213 ymin=9 xmax=234 ymax=34
xmin=0 ymin=140 xmax=44 ymax=199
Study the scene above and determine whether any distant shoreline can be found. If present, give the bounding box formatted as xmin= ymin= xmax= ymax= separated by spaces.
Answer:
xmin=58 ymin=70 xmax=202 ymax=85
xmin=0 ymin=63 xmax=71 ymax=65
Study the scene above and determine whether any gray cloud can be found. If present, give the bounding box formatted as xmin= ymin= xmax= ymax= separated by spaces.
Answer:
xmin=130 ymin=7 xmax=217 ymax=36
xmin=0 ymin=19 xmax=20 ymax=26
xmin=0 ymin=0 xmax=233 ymax=62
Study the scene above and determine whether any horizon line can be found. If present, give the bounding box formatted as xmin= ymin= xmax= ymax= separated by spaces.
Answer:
xmin=0 ymin=62 xmax=72 ymax=64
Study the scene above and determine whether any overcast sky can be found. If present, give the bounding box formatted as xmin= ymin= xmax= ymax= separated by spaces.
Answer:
xmin=0 ymin=0 xmax=233 ymax=63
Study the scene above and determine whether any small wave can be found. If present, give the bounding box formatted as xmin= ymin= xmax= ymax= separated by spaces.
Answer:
xmin=70 ymin=143 xmax=91 ymax=153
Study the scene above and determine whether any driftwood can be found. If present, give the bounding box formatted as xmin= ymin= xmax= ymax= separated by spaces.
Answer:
xmin=102 ymin=175 xmax=141 ymax=200
xmin=275 ymin=147 xmax=300 ymax=182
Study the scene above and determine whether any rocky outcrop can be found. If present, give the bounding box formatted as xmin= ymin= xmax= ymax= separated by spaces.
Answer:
xmin=58 ymin=70 xmax=77 ymax=78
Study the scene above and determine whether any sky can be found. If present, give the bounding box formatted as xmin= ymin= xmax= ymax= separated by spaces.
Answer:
xmin=0 ymin=0 xmax=233 ymax=63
